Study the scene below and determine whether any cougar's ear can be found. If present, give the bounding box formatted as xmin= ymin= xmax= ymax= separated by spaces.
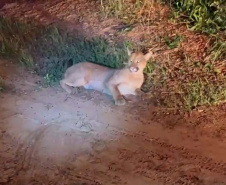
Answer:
xmin=127 ymin=47 xmax=132 ymax=56
xmin=144 ymin=51 xmax=154 ymax=61
xmin=127 ymin=48 xmax=135 ymax=56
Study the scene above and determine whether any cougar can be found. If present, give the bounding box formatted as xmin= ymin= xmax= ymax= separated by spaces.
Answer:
xmin=60 ymin=49 xmax=153 ymax=105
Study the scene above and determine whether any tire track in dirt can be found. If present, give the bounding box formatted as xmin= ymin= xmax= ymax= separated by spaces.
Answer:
xmin=1 ymin=124 xmax=55 ymax=184
xmin=107 ymin=129 xmax=226 ymax=184
xmin=15 ymin=124 xmax=54 ymax=172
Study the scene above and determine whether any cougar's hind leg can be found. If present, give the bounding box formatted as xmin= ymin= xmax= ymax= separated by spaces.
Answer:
xmin=60 ymin=80 xmax=74 ymax=94
xmin=61 ymin=78 xmax=88 ymax=94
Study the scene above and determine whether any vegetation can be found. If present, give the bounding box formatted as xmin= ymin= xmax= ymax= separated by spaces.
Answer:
xmin=0 ymin=17 xmax=128 ymax=85
xmin=171 ymin=0 xmax=226 ymax=64
xmin=31 ymin=27 xmax=128 ymax=84
xmin=101 ymin=0 xmax=144 ymax=24
xmin=184 ymin=80 xmax=226 ymax=111
xmin=0 ymin=17 xmax=36 ymax=66
xmin=100 ymin=0 xmax=163 ymax=25
xmin=171 ymin=0 xmax=226 ymax=34
xmin=0 ymin=0 xmax=225 ymax=111
xmin=100 ymin=0 xmax=226 ymax=110
xmin=164 ymin=35 xmax=183 ymax=49
xmin=211 ymin=37 xmax=226 ymax=61
xmin=0 ymin=75 xmax=4 ymax=92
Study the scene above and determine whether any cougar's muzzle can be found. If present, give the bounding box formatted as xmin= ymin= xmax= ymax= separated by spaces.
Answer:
xmin=129 ymin=66 xmax=139 ymax=73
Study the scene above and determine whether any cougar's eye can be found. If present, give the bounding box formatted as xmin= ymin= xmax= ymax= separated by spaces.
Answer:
xmin=137 ymin=61 xmax=140 ymax=64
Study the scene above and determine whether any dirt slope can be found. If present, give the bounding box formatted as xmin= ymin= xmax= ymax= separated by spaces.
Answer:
xmin=1 ymin=60 xmax=226 ymax=185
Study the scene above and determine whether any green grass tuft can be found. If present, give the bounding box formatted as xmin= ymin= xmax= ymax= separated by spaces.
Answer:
xmin=100 ymin=0 xmax=159 ymax=26
xmin=211 ymin=37 xmax=226 ymax=61
xmin=184 ymin=80 xmax=226 ymax=111
xmin=0 ymin=75 xmax=5 ymax=92
xmin=164 ymin=35 xmax=183 ymax=49
xmin=171 ymin=0 xmax=226 ymax=34
xmin=0 ymin=16 xmax=37 ymax=59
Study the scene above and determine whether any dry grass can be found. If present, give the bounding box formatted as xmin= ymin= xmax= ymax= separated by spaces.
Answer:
xmin=0 ymin=0 xmax=225 ymax=111
xmin=100 ymin=0 xmax=226 ymax=111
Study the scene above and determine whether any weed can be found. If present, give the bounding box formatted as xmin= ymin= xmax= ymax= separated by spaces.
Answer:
xmin=142 ymin=52 xmax=226 ymax=111
xmin=19 ymin=51 xmax=34 ymax=68
xmin=101 ymin=0 xmax=143 ymax=24
xmin=100 ymin=0 xmax=162 ymax=26
xmin=44 ymin=73 xmax=55 ymax=87
xmin=0 ymin=16 xmax=225 ymax=111
xmin=171 ymin=0 xmax=226 ymax=34
xmin=142 ymin=60 xmax=167 ymax=93
xmin=211 ymin=37 xmax=226 ymax=61
xmin=184 ymin=80 xmax=226 ymax=111
xmin=164 ymin=35 xmax=183 ymax=49
xmin=0 ymin=76 xmax=4 ymax=92
xmin=0 ymin=17 xmax=36 ymax=58
xmin=0 ymin=18 xmax=128 ymax=86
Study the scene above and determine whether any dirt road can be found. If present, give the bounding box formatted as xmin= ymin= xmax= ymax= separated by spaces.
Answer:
xmin=1 ymin=60 xmax=226 ymax=185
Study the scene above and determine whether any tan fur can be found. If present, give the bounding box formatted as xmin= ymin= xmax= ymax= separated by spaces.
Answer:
xmin=60 ymin=49 xmax=153 ymax=105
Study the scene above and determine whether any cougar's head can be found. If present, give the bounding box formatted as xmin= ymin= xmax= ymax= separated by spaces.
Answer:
xmin=127 ymin=48 xmax=153 ymax=73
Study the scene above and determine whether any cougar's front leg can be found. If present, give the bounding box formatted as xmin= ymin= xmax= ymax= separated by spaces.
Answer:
xmin=107 ymin=82 xmax=126 ymax=106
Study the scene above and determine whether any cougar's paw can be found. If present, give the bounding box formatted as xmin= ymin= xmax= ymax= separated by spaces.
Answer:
xmin=66 ymin=89 xmax=73 ymax=94
xmin=115 ymin=96 xmax=126 ymax=106
xmin=72 ymin=87 xmax=79 ymax=94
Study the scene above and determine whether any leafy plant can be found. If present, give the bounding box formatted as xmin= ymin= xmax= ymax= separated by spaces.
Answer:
xmin=0 ymin=76 xmax=4 ymax=92
xmin=184 ymin=79 xmax=226 ymax=111
xmin=0 ymin=16 xmax=36 ymax=58
xmin=172 ymin=0 xmax=226 ymax=33
xmin=44 ymin=73 xmax=55 ymax=86
xmin=164 ymin=35 xmax=183 ymax=49
xmin=211 ymin=37 xmax=226 ymax=61
xmin=0 ymin=17 xmax=128 ymax=86
xmin=100 ymin=0 xmax=155 ymax=25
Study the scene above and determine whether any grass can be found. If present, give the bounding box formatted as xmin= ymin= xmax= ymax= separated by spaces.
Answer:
xmin=184 ymin=80 xmax=226 ymax=111
xmin=0 ymin=15 xmax=225 ymax=111
xmin=143 ymin=54 xmax=226 ymax=111
xmin=0 ymin=76 xmax=4 ymax=92
xmin=0 ymin=16 xmax=36 ymax=60
xmin=168 ymin=0 xmax=226 ymax=73
xmin=210 ymin=37 xmax=226 ymax=61
xmin=170 ymin=0 xmax=226 ymax=34
xmin=100 ymin=0 xmax=165 ymax=26
xmin=31 ymin=26 xmax=128 ymax=84
xmin=0 ymin=16 xmax=128 ymax=85
xmin=164 ymin=35 xmax=183 ymax=49
xmin=100 ymin=0 xmax=226 ymax=111
xmin=100 ymin=0 xmax=143 ymax=24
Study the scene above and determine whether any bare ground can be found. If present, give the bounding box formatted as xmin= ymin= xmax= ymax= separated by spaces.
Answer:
xmin=1 ymin=60 xmax=226 ymax=185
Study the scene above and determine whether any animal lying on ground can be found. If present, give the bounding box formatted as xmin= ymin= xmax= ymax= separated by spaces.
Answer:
xmin=60 ymin=49 xmax=153 ymax=105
